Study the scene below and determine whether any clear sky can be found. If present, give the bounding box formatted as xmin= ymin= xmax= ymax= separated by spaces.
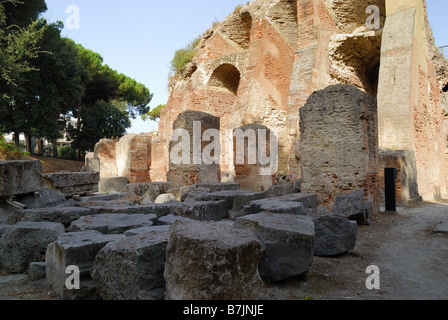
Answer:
xmin=43 ymin=0 xmax=448 ymax=135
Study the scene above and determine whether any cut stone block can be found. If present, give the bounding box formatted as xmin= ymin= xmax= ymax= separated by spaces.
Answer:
xmin=248 ymin=198 xmax=307 ymax=215
xmin=124 ymin=225 xmax=170 ymax=237
xmin=28 ymin=262 xmax=46 ymax=281
xmin=0 ymin=160 xmax=42 ymax=196
xmin=41 ymin=172 xmax=100 ymax=196
xmin=184 ymin=190 xmax=266 ymax=212
xmin=157 ymin=214 xmax=192 ymax=226
xmin=332 ymin=189 xmax=372 ymax=224
xmin=15 ymin=207 xmax=92 ymax=228
xmin=68 ymin=214 xmax=157 ymax=235
xmin=313 ymin=215 xmax=358 ymax=257
xmin=169 ymin=201 xmax=229 ymax=221
xmin=91 ymin=229 xmax=170 ymax=300
xmin=98 ymin=177 xmax=129 ymax=193
xmin=0 ymin=222 xmax=65 ymax=274
xmin=164 ymin=220 xmax=264 ymax=300
xmin=235 ymin=213 xmax=315 ymax=283
xmin=46 ymin=230 xmax=124 ymax=300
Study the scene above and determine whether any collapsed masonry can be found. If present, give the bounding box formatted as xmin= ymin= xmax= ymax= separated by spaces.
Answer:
xmin=0 ymin=160 xmax=364 ymax=300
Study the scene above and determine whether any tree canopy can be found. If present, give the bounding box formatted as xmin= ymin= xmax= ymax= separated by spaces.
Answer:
xmin=0 ymin=0 xmax=153 ymax=156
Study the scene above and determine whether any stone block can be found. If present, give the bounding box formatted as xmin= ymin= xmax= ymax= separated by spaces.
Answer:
xmin=0 ymin=222 xmax=65 ymax=274
xmin=68 ymin=214 xmax=157 ymax=235
xmin=157 ymin=214 xmax=192 ymax=226
xmin=46 ymin=230 xmax=124 ymax=300
xmin=169 ymin=201 xmax=229 ymax=221
xmin=0 ymin=160 xmax=42 ymax=196
xmin=164 ymin=220 xmax=264 ymax=300
xmin=332 ymin=189 xmax=372 ymax=224
xmin=91 ymin=229 xmax=169 ymax=300
xmin=235 ymin=213 xmax=315 ymax=283
xmin=248 ymin=198 xmax=307 ymax=215
xmin=98 ymin=177 xmax=129 ymax=193
xmin=28 ymin=262 xmax=46 ymax=281
xmin=124 ymin=225 xmax=170 ymax=237
xmin=41 ymin=172 xmax=100 ymax=196
xmin=313 ymin=215 xmax=358 ymax=257
xmin=15 ymin=206 xmax=92 ymax=228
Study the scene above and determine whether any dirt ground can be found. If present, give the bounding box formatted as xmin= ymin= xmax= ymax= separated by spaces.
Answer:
xmin=1 ymin=201 xmax=447 ymax=301
xmin=30 ymin=156 xmax=84 ymax=173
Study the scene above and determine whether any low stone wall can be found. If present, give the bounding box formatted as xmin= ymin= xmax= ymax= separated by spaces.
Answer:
xmin=41 ymin=172 xmax=100 ymax=197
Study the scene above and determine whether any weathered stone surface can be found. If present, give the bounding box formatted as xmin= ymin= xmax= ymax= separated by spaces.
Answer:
xmin=91 ymin=229 xmax=169 ymax=300
xmin=185 ymin=190 xmax=266 ymax=211
xmin=28 ymin=262 xmax=46 ymax=281
xmin=83 ymin=203 xmax=171 ymax=218
xmin=273 ymin=193 xmax=318 ymax=209
xmin=83 ymin=152 xmax=100 ymax=173
xmin=41 ymin=172 xmax=100 ymax=196
xmin=235 ymin=213 xmax=315 ymax=283
xmin=68 ymin=214 xmax=156 ymax=235
xmin=94 ymin=139 xmax=118 ymax=179
xmin=299 ymin=85 xmax=379 ymax=211
xmin=0 ymin=222 xmax=65 ymax=274
xmin=265 ymin=183 xmax=296 ymax=198
xmin=116 ymin=134 xmax=152 ymax=184
xmin=313 ymin=215 xmax=358 ymax=257
xmin=195 ymin=183 xmax=240 ymax=192
xmin=46 ymin=230 xmax=124 ymax=300
xmin=164 ymin=220 xmax=263 ymax=300
xmin=15 ymin=207 xmax=92 ymax=228
xmin=14 ymin=188 xmax=67 ymax=209
xmin=157 ymin=214 xmax=192 ymax=226
xmin=248 ymin=198 xmax=307 ymax=215
xmin=167 ymin=111 xmax=221 ymax=189
xmin=154 ymin=193 xmax=178 ymax=204
xmin=125 ymin=182 xmax=172 ymax=204
xmin=0 ymin=160 xmax=42 ymax=196
xmin=98 ymin=177 xmax=129 ymax=193
xmin=169 ymin=201 xmax=229 ymax=221
xmin=332 ymin=189 xmax=372 ymax=224
xmin=124 ymin=225 xmax=170 ymax=237
xmin=434 ymin=220 xmax=448 ymax=234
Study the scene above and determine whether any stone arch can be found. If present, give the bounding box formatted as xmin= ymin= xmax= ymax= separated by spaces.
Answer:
xmin=208 ymin=64 xmax=241 ymax=95
xmin=233 ymin=124 xmax=278 ymax=192
xmin=167 ymin=111 xmax=221 ymax=188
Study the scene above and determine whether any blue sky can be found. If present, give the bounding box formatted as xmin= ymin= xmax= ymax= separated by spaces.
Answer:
xmin=43 ymin=0 xmax=448 ymax=135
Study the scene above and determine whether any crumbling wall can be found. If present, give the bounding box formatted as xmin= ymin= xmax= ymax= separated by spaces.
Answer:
xmin=167 ymin=111 xmax=221 ymax=188
xmin=300 ymin=85 xmax=379 ymax=211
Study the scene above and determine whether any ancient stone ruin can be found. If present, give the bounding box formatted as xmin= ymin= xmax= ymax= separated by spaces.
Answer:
xmin=1 ymin=0 xmax=448 ymax=301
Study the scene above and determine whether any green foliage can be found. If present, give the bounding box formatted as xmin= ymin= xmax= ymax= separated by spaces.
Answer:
xmin=169 ymin=37 xmax=200 ymax=76
xmin=0 ymin=132 xmax=28 ymax=160
xmin=68 ymin=100 xmax=131 ymax=152
xmin=58 ymin=145 xmax=77 ymax=161
xmin=142 ymin=104 xmax=166 ymax=122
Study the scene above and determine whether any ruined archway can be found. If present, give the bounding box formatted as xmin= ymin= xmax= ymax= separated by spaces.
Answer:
xmin=208 ymin=64 xmax=241 ymax=95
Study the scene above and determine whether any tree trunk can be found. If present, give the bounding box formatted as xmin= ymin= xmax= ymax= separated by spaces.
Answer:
xmin=14 ymin=132 xmax=20 ymax=147
xmin=25 ymin=135 xmax=32 ymax=154
xmin=52 ymin=141 xmax=58 ymax=158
